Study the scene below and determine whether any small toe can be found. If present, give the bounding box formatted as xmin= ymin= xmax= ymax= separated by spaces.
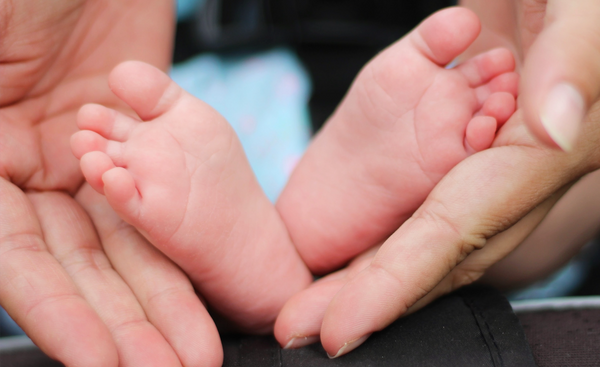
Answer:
xmin=80 ymin=151 xmax=116 ymax=194
xmin=109 ymin=61 xmax=183 ymax=121
xmin=71 ymin=130 xmax=109 ymax=159
xmin=102 ymin=167 xmax=141 ymax=222
xmin=412 ymin=7 xmax=481 ymax=66
xmin=456 ymin=48 xmax=516 ymax=87
xmin=475 ymin=72 xmax=520 ymax=105
xmin=479 ymin=92 xmax=516 ymax=126
xmin=78 ymin=104 xmax=138 ymax=142
xmin=465 ymin=116 xmax=497 ymax=154
xmin=71 ymin=130 xmax=125 ymax=165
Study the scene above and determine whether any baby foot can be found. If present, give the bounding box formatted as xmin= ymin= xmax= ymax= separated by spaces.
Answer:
xmin=71 ymin=61 xmax=312 ymax=332
xmin=277 ymin=7 xmax=519 ymax=274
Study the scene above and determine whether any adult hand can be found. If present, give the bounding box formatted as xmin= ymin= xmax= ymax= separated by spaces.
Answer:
xmin=275 ymin=105 xmax=600 ymax=357
xmin=274 ymin=0 xmax=600 ymax=357
xmin=462 ymin=0 xmax=600 ymax=152
xmin=0 ymin=1 xmax=222 ymax=366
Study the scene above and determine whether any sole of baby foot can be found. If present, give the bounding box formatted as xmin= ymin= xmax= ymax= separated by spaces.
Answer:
xmin=277 ymin=7 xmax=517 ymax=275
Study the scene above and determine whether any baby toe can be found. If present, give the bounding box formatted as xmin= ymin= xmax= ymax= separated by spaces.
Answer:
xmin=475 ymin=72 xmax=520 ymax=106
xmin=109 ymin=61 xmax=183 ymax=121
xmin=80 ymin=151 xmax=116 ymax=195
xmin=71 ymin=130 xmax=125 ymax=166
xmin=412 ymin=7 xmax=481 ymax=66
xmin=78 ymin=104 xmax=138 ymax=142
xmin=465 ymin=116 xmax=497 ymax=154
xmin=480 ymin=92 xmax=517 ymax=126
xmin=102 ymin=167 xmax=141 ymax=222
xmin=71 ymin=130 xmax=109 ymax=159
xmin=456 ymin=48 xmax=516 ymax=87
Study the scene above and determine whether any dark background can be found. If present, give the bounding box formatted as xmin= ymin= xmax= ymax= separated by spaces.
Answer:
xmin=173 ymin=0 xmax=454 ymax=132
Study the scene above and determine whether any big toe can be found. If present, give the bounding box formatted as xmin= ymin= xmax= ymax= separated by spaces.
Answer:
xmin=412 ymin=7 xmax=481 ymax=66
xmin=109 ymin=61 xmax=182 ymax=121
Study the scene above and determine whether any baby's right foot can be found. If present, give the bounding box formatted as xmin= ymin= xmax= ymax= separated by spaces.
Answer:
xmin=71 ymin=61 xmax=312 ymax=332
xmin=277 ymin=7 xmax=519 ymax=274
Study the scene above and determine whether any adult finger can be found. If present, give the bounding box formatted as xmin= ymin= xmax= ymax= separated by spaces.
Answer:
xmin=0 ymin=178 xmax=117 ymax=367
xmin=276 ymin=181 xmax=571 ymax=354
xmin=276 ymin=185 xmax=564 ymax=351
xmin=76 ymin=184 xmax=223 ymax=367
xmin=521 ymin=0 xmax=600 ymax=151
xmin=319 ymin=111 xmax=600 ymax=357
xmin=407 ymin=184 xmax=570 ymax=313
xmin=27 ymin=190 xmax=181 ymax=367
xmin=274 ymin=247 xmax=379 ymax=349
xmin=275 ymin=184 xmax=566 ymax=354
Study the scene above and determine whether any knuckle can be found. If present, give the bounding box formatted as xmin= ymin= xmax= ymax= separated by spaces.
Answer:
xmin=59 ymin=246 xmax=113 ymax=276
xmin=416 ymin=198 xmax=488 ymax=258
xmin=0 ymin=232 xmax=46 ymax=256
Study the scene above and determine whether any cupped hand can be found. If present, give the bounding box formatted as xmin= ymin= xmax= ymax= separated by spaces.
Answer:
xmin=1 ymin=184 xmax=222 ymax=366
xmin=275 ymin=102 xmax=600 ymax=357
xmin=0 ymin=1 xmax=223 ymax=366
xmin=463 ymin=0 xmax=600 ymax=151
xmin=0 ymin=0 xmax=173 ymax=190
xmin=275 ymin=0 xmax=600 ymax=356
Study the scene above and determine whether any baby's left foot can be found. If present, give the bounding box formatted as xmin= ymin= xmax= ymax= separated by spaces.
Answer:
xmin=277 ymin=7 xmax=518 ymax=274
xmin=71 ymin=61 xmax=312 ymax=332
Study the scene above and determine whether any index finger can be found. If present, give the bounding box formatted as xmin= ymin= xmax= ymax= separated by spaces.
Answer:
xmin=319 ymin=136 xmax=588 ymax=357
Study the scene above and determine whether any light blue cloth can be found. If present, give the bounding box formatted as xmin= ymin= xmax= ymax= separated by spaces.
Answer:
xmin=0 ymin=307 xmax=24 ymax=336
xmin=170 ymin=48 xmax=312 ymax=202
xmin=177 ymin=0 xmax=206 ymax=20
xmin=507 ymin=258 xmax=589 ymax=300
xmin=507 ymin=241 xmax=598 ymax=301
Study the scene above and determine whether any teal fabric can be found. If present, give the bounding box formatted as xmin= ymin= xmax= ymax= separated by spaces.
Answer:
xmin=170 ymin=48 xmax=312 ymax=202
xmin=177 ymin=0 xmax=205 ymax=20
xmin=0 ymin=307 xmax=24 ymax=336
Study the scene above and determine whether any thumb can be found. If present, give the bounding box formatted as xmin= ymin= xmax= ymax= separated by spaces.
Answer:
xmin=521 ymin=0 xmax=600 ymax=151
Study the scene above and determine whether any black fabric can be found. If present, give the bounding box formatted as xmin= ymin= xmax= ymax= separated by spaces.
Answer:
xmin=0 ymin=350 xmax=63 ymax=367
xmin=0 ymin=339 xmax=63 ymax=367
xmin=0 ymin=286 xmax=535 ymax=366
xmin=222 ymin=286 xmax=536 ymax=367
xmin=174 ymin=0 xmax=453 ymax=56
xmin=519 ymin=309 xmax=600 ymax=367
xmin=173 ymin=0 xmax=455 ymax=132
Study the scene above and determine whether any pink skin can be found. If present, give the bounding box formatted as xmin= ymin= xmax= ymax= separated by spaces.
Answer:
xmin=274 ymin=7 xmax=518 ymax=353
xmin=70 ymin=61 xmax=312 ymax=333
xmin=275 ymin=247 xmax=377 ymax=350
xmin=276 ymin=7 xmax=518 ymax=276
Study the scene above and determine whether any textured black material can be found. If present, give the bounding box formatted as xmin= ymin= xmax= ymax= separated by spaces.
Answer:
xmin=174 ymin=0 xmax=452 ymax=54
xmin=222 ymin=286 xmax=536 ymax=367
xmin=0 ymin=346 xmax=63 ymax=367
xmin=518 ymin=309 xmax=600 ymax=367
xmin=172 ymin=0 xmax=455 ymax=132
xmin=0 ymin=287 xmax=535 ymax=366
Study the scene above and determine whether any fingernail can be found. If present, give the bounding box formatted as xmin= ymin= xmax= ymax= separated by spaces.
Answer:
xmin=540 ymin=83 xmax=585 ymax=152
xmin=283 ymin=335 xmax=320 ymax=349
xmin=327 ymin=334 xmax=372 ymax=359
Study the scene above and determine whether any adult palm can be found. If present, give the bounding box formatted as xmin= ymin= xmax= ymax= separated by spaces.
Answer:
xmin=1 ymin=0 xmax=172 ymax=189
xmin=0 ymin=1 xmax=222 ymax=366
